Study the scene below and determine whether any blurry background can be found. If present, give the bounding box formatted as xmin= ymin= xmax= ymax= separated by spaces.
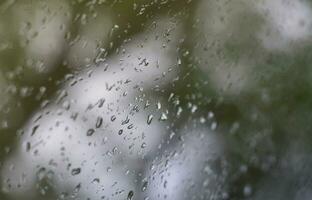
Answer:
xmin=1 ymin=0 xmax=312 ymax=199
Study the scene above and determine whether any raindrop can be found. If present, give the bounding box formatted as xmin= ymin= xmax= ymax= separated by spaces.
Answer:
xmin=164 ymin=180 xmax=167 ymax=188
xmin=107 ymin=167 xmax=112 ymax=172
xmin=26 ymin=142 xmax=31 ymax=152
xmin=168 ymin=93 xmax=174 ymax=101
xmin=92 ymin=178 xmax=100 ymax=184
xmin=178 ymin=58 xmax=182 ymax=65
xmin=74 ymin=183 xmax=81 ymax=193
xmin=127 ymin=190 xmax=134 ymax=200
xmin=177 ymin=107 xmax=182 ymax=117
xmin=144 ymin=100 xmax=150 ymax=109
xmin=31 ymin=125 xmax=39 ymax=136
xmin=208 ymin=111 xmax=214 ymax=119
xmin=96 ymin=117 xmax=103 ymax=128
xmin=127 ymin=124 xmax=134 ymax=129
xmin=199 ymin=117 xmax=206 ymax=123
xmin=159 ymin=113 xmax=168 ymax=121
xmin=121 ymin=116 xmax=130 ymax=125
xmin=86 ymin=129 xmax=95 ymax=136
xmin=243 ymin=185 xmax=252 ymax=197
xmin=147 ymin=114 xmax=153 ymax=125
xmin=141 ymin=181 xmax=148 ymax=192
xmin=210 ymin=122 xmax=217 ymax=130
xmin=118 ymin=129 xmax=123 ymax=135
xmin=111 ymin=115 xmax=116 ymax=121
xmin=191 ymin=105 xmax=198 ymax=113
xmin=141 ymin=142 xmax=147 ymax=148
xmin=98 ymin=98 xmax=105 ymax=108
xmin=156 ymin=102 xmax=161 ymax=110
xmin=71 ymin=168 xmax=81 ymax=176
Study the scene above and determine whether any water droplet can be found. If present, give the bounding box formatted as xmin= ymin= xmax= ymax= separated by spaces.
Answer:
xmin=199 ymin=117 xmax=206 ymax=123
xmin=177 ymin=107 xmax=182 ymax=117
xmin=156 ymin=102 xmax=161 ymax=110
xmin=111 ymin=115 xmax=116 ymax=121
xmin=121 ymin=116 xmax=130 ymax=125
xmin=26 ymin=142 xmax=31 ymax=152
xmin=178 ymin=58 xmax=182 ymax=65
xmin=92 ymin=178 xmax=100 ymax=184
xmin=74 ymin=183 xmax=81 ymax=193
xmin=210 ymin=122 xmax=217 ymax=130
xmin=164 ymin=180 xmax=168 ymax=188
xmin=208 ymin=111 xmax=214 ymax=119
xmin=31 ymin=125 xmax=39 ymax=136
xmin=141 ymin=181 xmax=148 ymax=192
xmin=107 ymin=167 xmax=112 ymax=172
xmin=191 ymin=105 xmax=198 ymax=113
xmin=86 ymin=129 xmax=95 ymax=136
xmin=243 ymin=185 xmax=252 ymax=196
xmin=127 ymin=124 xmax=134 ymax=129
xmin=71 ymin=168 xmax=81 ymax=176
xmin=118 ymin=129 xmax=123 ymax=135
xmin=96 ymin=117 xmax=103 ymax=128
xmin=141 ymin=142 xmax=147 ymax=148
xmin=127 ymin=191 xmax=134 ymax=200
xmin=144 ymin=100 xmax=150 ymax=109
xmin=159 ymin=113 xmax=168 ymax=121
xmin=168 ymin=93 xmax=174 ymax=101
xmin=147 ymin=114 xmax=153 ymax=125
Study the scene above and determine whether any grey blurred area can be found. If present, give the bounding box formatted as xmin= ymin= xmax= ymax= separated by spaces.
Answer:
xmin=1 ymin=0 xmax=312 ymax=199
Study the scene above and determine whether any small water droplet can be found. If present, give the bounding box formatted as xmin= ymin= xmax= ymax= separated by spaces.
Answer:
xmin=177 ymin=107 xmax=182 ymax=117
xmin=96 ymin=117 xmax=103 ymax=128
xmin=74 ymin=183 xmax=81 ymax=193
xmin=127 ymin=124 xmax=134 ymax=129
xmin=127 ymin=191 xmax=134 ymax=200
xmin=118 ymin=129 xmax=123 ymax=135
xmin=159 ymin=113 xmax=168 ymax=121
xmin=86 ymin=129 xmax=95 ymax=136
xmin=31 ymin=125 xmax=39 ymax=136
xmin=156 ymin=102 xmax=161 ymax=110
xmin=147 ymin=114 xmax=153 ymax=125
xmin=71 ymin=168 xmax=81 ymax=176
xmin=122 ymin=116 xmax=130 ymax=125
xmin=164 ymin=180 xmax=167 ymax=188
xmin=107 ymin=167 xmax=112 ymax=172
xmin=199 ymin=117 xmax=206 ymax=123
xmin=141 ymin=142 xmax=147 ymax=148
xmin=191 ymin=105 xmax=198 ymax=113
xmin=141 ymin=181 xmax=148 ymax=192
xmin=243 ymin=185 xmax=252 ymax=197
xmin=26 ymin=142 xmax=31 ymax=152
xmin=111 ymin=115 xmax=116 ymax=121
xmin=144 ymin=100 xmax=150 ymax=109
xmin=208 ymin=111 xmax=214 ymax=119
xmin=210 ymin=122 xmax=217 ymax=130
xmin=92 ymin=178 xmax=100 ymax=183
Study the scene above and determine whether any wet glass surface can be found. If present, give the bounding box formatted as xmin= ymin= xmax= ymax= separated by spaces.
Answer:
xmin=0 ymin=0 xmax=312 ymax=199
